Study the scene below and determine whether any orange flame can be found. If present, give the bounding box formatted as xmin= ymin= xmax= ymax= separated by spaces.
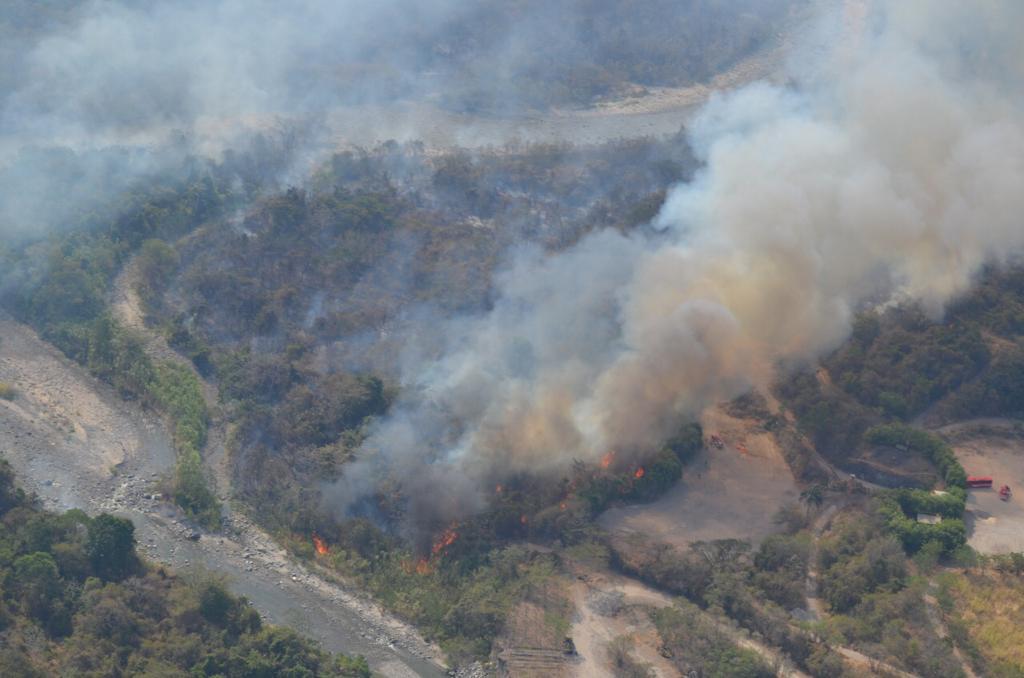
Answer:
xmin=495 ymin=483 xmax=503 ymax=494
xmin=634 ymin=467 xmax=645 ymax=479
xmin=312 ymin=533 xmax=329 ymax=556
xmin=431 ymin=526 xmax=458 ymax=556
xmin=560 ymin=502 xmax=568 ymax=511
xmin=600 ymin=451 xmax=616 ymax=469
xmin=520 ymin=514 xmax=529 ymax=525
xmin=401 ymin=558 xmax=430 ymax=575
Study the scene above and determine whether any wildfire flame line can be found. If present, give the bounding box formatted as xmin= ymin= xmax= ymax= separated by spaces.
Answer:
xmin=312 ymin=533 xmax=329 ymax=556
xmin=403 ymin=524 xmax=461 ymax=576
xmin=431 ymin=526 xmax=458 ymax=556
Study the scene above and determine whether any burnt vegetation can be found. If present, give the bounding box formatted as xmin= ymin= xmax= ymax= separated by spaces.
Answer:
xmin=8 ymin=127 xmax=1024 ymax=668
xmin=0 ymin=135 xmax=705 ymax=661
xmin=149 ymin=139 xmax=697 ymax=538
xmin=4 ymin=1 xmax=1024 ymax=676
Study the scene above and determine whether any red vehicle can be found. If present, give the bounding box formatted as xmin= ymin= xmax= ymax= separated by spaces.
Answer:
xmin=999 ymin=485 xmax=1012 ymax=501
xmin=967 ymin=476 xmax=994 ymax=489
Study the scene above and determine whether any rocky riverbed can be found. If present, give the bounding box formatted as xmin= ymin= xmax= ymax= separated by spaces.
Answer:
xmin=0 ymin=313 xmax=445 ymax=677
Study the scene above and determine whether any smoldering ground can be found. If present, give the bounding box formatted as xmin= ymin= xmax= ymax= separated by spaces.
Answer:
xmin=327 ymin=0 xmax=1024 ymax=534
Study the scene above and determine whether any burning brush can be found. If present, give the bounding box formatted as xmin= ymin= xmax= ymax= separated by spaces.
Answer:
xmin=403 ymin=523 xmax=460 ymax=576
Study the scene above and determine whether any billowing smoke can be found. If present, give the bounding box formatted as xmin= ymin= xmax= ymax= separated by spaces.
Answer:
xmin=331 ymin=0 xmax=1024 ymax=530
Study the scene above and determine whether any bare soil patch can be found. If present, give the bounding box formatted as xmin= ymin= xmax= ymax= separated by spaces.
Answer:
xmin=566 ymin=572 xmax=684 ymax=678
xmin=599 ymin=404 xmax=799 ymax=550
xmin=0 ymin=312 xmax=175 ymax=506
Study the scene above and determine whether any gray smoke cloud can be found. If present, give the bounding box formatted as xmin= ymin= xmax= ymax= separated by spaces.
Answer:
xmin=331 ymin=0 xmax=1024 ymax=529
xmin=0 ymin=0 xmax=795 ymax=240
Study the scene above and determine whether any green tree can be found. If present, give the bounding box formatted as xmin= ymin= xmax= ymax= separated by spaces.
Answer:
xmin=86 ymin=514 xmax=137 ymax=581
xmin=199 ymin=580 xmax=235 ymax=626
xmin=0 ymin=457 xmax=26 ymax=514
xmin=0 ymin=648 xmax=43 ymax=678
xmin=136 ymin=238 xmax=179 ymax=298
xmin=800 ymin=484 xmax=825 ymax=517
xmin=11 ymin=552 xmax=61 ymax=622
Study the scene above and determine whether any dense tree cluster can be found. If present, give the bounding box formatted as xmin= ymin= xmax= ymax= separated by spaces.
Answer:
xmin=782 ymin=267 xmax=1024 ymax=451
xmin=826 ymin=308 xmax=989 ymax=419
xmin=0 ymin=144 xmax=307 ymax=525
xmin=577 ymin=423 xmax=703 ymax=511
xmin=0 ymin=457 xmax=369 ymax=677
xmin=145 ymin=140 xmax=697 ymax=540
xmin=816 ymin=509 xmax=964 ymax=676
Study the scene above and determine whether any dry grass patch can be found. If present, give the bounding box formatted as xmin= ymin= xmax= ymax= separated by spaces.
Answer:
xmin=944 ymin=570 xmax=1024 ymax=674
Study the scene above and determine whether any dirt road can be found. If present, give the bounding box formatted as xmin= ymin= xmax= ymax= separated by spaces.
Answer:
xmin=567 ymin=568 xmax=810 ymax=678
xmin=804 ymin=503 xmax=840 ymax=622
xmin=0 ymin=311 xmax=444 ymax=678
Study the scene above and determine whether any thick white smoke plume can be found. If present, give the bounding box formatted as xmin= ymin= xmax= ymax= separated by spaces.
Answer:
xmin=333 ymin=0 xmax=1024 ymax=527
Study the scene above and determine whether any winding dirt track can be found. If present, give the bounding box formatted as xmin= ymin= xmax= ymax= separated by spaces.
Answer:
xmin=804 ymin=503 xmax=840 ymax=622
xmin=923 ymin=578 xmax=978 ymax=678
xmin=567 ymin=567 xmax=811 ymax=678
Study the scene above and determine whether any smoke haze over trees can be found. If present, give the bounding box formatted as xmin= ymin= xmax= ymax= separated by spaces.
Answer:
xmin=6 ymin=2 xmax=1024 ymax=672
xmin=4 ymin=0 xmax=1024 ymax=537
xmin=328 ymin=0 xmax=1024 ymax=531
xmin=0 ymin=0 xmax=797 ymax=241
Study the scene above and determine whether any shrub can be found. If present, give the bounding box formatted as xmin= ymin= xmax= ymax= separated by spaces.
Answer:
xmin=135 ymin=239 xmax=179 ymax=310
xmin=876 ymin=495 xmax=966 ymax=554
xmin=86 ymin=514 xmax=138 ymax=581
xmin=150 ymin=361 xmax=220 ymax=526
